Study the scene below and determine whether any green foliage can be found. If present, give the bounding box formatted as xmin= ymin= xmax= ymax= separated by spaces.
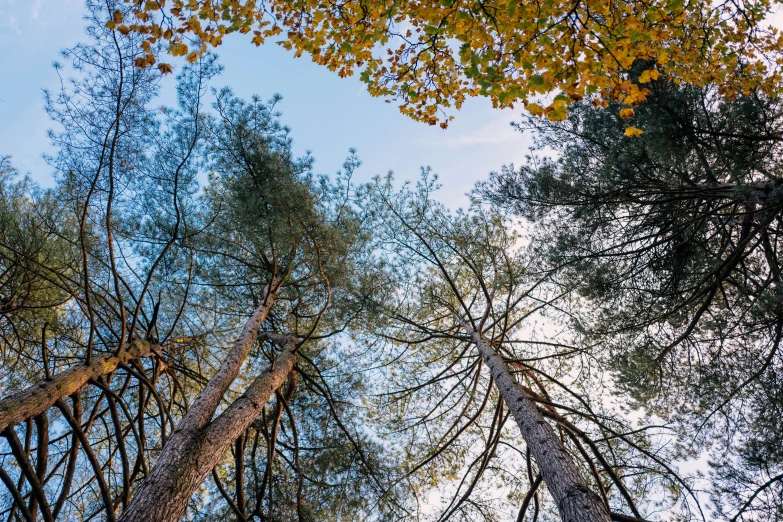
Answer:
xmin=0 ymin=158 xmax=79 ymax=389
xmin=478 ymin=77 xmax=783 ymax=519
xmin=192 ymin=91 xmax=409 ymax=520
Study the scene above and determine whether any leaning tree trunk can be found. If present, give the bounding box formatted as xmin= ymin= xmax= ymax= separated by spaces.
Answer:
xmin=118 ymin=341 xmax=295 ymax=522
xmin=118 ymin=282 xmax=296 ymax=522
xmin=0 ymin=339 xmax=158 ymax=432
xmin=457 ymin=317 xmax=612 ymax=522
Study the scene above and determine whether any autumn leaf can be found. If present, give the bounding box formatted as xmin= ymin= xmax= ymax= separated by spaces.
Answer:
xmin=638 ymin=70 xmax=661 ymax=83
xmin=619 ymin=108 xmax=635 ymax=118
xmin=527 ymin=103 xmax=545 ymax=117
xmin=117 ymin=0 xmax=783 ymax=126
xmin=169 ymin=43 xmax=189 ymax=57
xmin=625 ymin=126 xmax=644 ymax=138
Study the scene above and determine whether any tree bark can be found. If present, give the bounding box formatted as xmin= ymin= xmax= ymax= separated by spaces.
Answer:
xmin=457 ymin=317 xmax=612 ymax=522
xmin=0 ymin=340 xmax=155 ymax=432
xmin=118 ymin=283 xmax=293 ymax=522
xmin=117 ymin=341 xmax=295 ymax=522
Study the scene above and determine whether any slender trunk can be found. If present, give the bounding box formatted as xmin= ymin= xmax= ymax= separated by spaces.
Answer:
xmin=119 ymin=284 xmax=289 ymax=522
xmin=235 ymin=432 xmax=247 ymax=520
xmin=52 ymin=394 xmax=80 ymax=520
xmin=172 ymin=281 xmax=279 ymax=434
xmin=118 ymin=342 xmax=295 ymax=522
xmin=0 ymin=340 xmax=155 ymax=432
xmin=28 ymin=413 xmax=48 ymax=520
xmin=457 ymin=317 xmax=611 ymax=522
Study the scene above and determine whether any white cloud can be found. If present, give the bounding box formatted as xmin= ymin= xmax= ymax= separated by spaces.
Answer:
xmin=29 ymin=0 xmax=43 ymax=21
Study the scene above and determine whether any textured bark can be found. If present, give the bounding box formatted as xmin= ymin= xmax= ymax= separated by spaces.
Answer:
xmin=458 ymin=317 xmax=612 ymax=522
xmin=117 ymin=343 xmax=295 ymax=522
xmin=170 ymin=281 xmax=279 ymax=434
xmin=118 ymin=284 xmax=292 ymax=522
xmin=0 ymin=340 xmax=155 ymax=433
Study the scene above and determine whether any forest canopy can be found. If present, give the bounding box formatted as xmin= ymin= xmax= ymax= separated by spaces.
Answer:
xmin=118 ymin=0 xmax=783 ymax=126
xmin=0 ymin=1 xmax=782 ymax=521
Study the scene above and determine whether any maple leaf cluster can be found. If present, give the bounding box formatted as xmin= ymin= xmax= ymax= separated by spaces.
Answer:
xmin=119 ymin=0 xmax=783 ymax=133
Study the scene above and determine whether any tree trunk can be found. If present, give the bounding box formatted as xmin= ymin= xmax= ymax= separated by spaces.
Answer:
xmin=117 ymin=342 xmax=295 ymax=522
xmin=118 ymin=283 xmax=292 ymax=522
xmin=169 ymin=280 xmax=280 ymax=433
xmin=457 ymin=317 xmax=612 ymax=522
xmin=0 ymin=340 xmax=155 ymax=432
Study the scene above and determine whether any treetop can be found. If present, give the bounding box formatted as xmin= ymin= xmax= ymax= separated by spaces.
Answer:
xmin=119 ymin=0 xmax=783 ymax=128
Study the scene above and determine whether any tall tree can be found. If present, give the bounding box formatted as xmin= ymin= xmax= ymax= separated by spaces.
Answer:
xmin=357 ymin=173 xmax=695 ymax=521
xmin=1 ymin=1 xmax=210 ymax=518
xmin=478 ymin=74 xmax=783 ymax=520
xmin=1 ymin=2 xmax=401 ymax=520
xmin=118 ymin=87 xmax=383 ymax=521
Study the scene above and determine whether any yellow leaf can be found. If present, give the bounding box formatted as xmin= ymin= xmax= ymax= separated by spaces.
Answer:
xmin=623 ymin=88 xmax=650 ymax=106
xmin=158 ymin=63 xmax=174 ymax=74
xmin=638 ymin=70 xmax=660 ymax=83
xmin=624 ymin=126 xmax=644 ymax=138
xmin=116 ymin=0 xmax=783 ymax=127
xmin=527 ymin=103 xmax=545 ymax=117
xmin=169 ymin=43 xmax=189 ymax=56
xmin=619 ymin=108 xmax=635 ymax=118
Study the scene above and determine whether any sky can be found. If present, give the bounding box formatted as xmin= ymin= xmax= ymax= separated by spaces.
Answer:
xmin=5 ymin=2 xmax=782 ymax=517
xmin=0 ymin=0 xmax=534 ymax=209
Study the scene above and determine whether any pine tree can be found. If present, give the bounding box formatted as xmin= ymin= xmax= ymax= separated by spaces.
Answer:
xmin=478 ymin=73 xmax=783 ymax=520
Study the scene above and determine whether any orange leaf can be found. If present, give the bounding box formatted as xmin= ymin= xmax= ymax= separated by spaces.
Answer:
xmin=624 ymin=126 xmax=644 ymax=138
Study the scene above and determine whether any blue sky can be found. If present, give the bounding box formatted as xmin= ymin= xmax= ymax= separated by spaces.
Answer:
xmin=0 ymin=0 xmax=533 ymax=208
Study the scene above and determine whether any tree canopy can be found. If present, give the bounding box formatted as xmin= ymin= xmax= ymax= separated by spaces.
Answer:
xmin=118 ymin=0 xmax=783 ymax=126
xmin=3 ymin=1 xmax=783 ymax=521
xmin=478 ymin=76 xmax=783 ymax=520
xmin=1 ymin=3 xmax=402 ymax=520
xmin=356 ymin=173 xmax=696 ymax=520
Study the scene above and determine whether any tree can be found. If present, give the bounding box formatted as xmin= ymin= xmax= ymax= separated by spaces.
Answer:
xmin=118 ymin=0 xmax=783 ymax=126
xmin=1 ymin=3 xmax=404 ymax=520
xmin=118 ymin=87 xmax=386 ymax=521
xmin=1 ymin=2 xmax=211 ymax=518
xmin=0 ymin=158 xmax=79 ymax=417
xmin=477 ymin=75 xmax=783 ymax=520
xmin=356 ymin=173 xmax=696 ymax=521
